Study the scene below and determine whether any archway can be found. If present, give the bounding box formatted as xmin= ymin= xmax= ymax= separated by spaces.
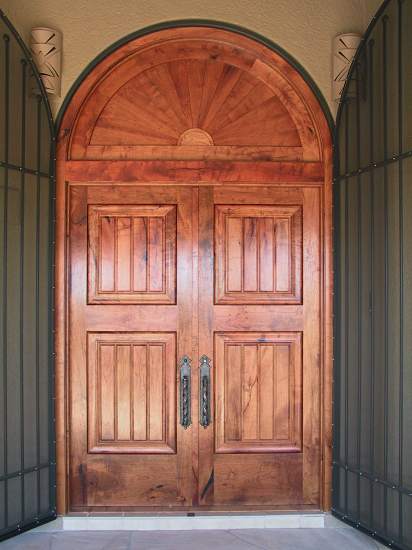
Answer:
xmin=55 ymin=23 xmax=333 ymax=514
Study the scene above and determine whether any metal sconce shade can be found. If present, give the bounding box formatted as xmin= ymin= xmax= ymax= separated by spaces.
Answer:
xmin=30 ymin=26 xmax=62 ymax=95
xmin=332 ymin=32 xmax=361 ymax=103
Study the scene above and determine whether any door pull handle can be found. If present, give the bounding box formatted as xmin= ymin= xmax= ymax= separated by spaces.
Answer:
xmin=199 ymin=355 xmax=212 ymax=428
xmin=179 ymin=355 xmax=192 ymax=429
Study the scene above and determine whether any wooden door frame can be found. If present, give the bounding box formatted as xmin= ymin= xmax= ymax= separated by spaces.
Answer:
xmin=54 ymin=20 xmax=334 ymax=515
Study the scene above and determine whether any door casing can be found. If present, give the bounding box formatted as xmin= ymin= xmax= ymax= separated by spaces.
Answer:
xmin=55 ymin=21 xmax=333 ymax=514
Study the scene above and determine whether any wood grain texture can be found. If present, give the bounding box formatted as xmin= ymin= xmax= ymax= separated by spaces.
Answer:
xmin=213 ymin=454 xmax=303 ymax=506
xmin=87 ymin=332 xmax=175 ymax=453
xmin=66 ymin=184 xmax=195 ymax=509
xmin=64 ymin=160 xmax=324 ymax=184
xmin=88 ymin=205 xmax=176 ymax=303
xmin=55 ymin=25 xmax=333 ymax=514
xmin=215 ymin=205 xmax=302 ymax=304
xmin=215 ymin=335 xmax=302 ymax=453
xmin=62 ymin=29 xmax=327 ymax=162
xmin=198 ymin=185 xmax=320 ymax=508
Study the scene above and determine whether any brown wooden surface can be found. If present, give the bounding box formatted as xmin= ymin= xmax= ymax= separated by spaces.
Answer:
xmin=198 ymin=186 xmax=320 ymax=507
xmin=214 ymin=332 xmax=302 ymax=453
xmin=64 ymin=160 xmax=324 ymax=184
xmin=65 ymin=30 xmax=323 ymax=162
xmin=214 ymin=205 xmax=302 ymax=304
xmin=55 ymin=26 xmax=333 ymax=514
xmin=67 ymin=184 xmax=195 ymax=508
xmin=88 ymin=205 xmax=176 ymax=303
xmin=87 ymin=332 xmax=176 ymax=453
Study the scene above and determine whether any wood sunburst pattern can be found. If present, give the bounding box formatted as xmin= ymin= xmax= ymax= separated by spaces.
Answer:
xmin=91 ymin=59 xmax=301 ymax=148
xmin=69 ymin=32 xmax=321 ymax=161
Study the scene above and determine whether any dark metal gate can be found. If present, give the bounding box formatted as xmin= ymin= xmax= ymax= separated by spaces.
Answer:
xmin=0 ymin=10 xmax=56 ymax=539
xmin=333 ymin=0 xmax=412 ymax=548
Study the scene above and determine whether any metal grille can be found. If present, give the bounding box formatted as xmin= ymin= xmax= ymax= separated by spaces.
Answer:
xmin=0 ymin=10 xmax=55 ymax=540
xmin=333 ymin=1 xmax=412 ymax=548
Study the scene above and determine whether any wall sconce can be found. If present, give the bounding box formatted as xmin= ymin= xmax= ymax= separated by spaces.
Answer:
xmin=333 ymin=33 xmax=362 ymax=103
xmin=30 ymin=27 xmax=62 ymax=96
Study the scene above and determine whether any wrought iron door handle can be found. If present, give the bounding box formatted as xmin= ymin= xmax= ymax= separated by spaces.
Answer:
xmin=179 ymin=355 xmax=192 ymax=429
xmin=199 ymin=355 xmax=212 ymax=428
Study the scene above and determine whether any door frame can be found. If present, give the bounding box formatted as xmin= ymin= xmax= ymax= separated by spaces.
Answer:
xmin=54 ymin=20 xmax=334 ymax=515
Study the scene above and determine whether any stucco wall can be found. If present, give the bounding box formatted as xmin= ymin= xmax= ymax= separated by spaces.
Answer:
xmin=4 ymin=0 xmax=381 ymax=118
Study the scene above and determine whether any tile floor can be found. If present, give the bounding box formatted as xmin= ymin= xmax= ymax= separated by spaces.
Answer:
xmin=0 ymin=517 xmax=388 ymax=549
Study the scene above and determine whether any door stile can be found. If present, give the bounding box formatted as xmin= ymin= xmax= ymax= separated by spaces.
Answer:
xmin=189 ymin=186 xmax=200 ymax=507
xmin=67 ymin=185 xmax=89 ymax=507
xmin=301 ymin=187 xmax=321 ymax=504
xmin=168 ymin=186 xmax=196 ymax=507
xmin=198 ymin=186 xmax=215 ymax=505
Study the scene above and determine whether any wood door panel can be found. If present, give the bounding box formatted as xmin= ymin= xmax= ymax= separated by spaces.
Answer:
xmin=87 ymin=332 xmax=176 ymax=454
xmin=215 ymin=205 xmax=302 ymax=304
xmin=88 ymin=205 xmax=176 ymax=304
xmin=213 ymin=306 xmax=302 ymax=332
xmin=84 ymin=305 xmax=177 ymax=331
xmin=213 ymin=454 xmax=303 ymax=505
xmin=84 ymin=456 xmax=181 ymax=507
xmin=215 ymin=332 xmax=302 ymax=453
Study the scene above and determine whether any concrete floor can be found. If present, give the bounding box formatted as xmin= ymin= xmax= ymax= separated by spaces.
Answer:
xmin=0 ymin=523 xmax=387 ymax=549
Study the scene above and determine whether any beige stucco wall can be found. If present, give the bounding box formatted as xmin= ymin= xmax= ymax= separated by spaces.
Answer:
xmin=4 ymin=0 xmax=381 ymax=118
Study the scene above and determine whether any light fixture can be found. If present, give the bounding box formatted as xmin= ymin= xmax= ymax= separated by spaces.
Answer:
xmin=333 ymin=33 xmax=362 ymax=103
xmin=30 ymin=27 xmax=62 ymax=96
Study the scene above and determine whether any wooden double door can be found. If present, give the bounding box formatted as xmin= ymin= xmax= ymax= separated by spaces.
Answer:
xmin=68 ymin=181 xmax=321 ymax=511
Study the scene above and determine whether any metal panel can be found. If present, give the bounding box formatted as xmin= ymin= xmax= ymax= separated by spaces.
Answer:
xmin=334 ymin=1 xmax=412 ymax=548
xmin=0 ymin=10 xmax=55 ymax=540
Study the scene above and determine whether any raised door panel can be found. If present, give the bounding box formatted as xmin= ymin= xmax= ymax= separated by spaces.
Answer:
xmin=87 ymin=332 xmax=176 ymax=453
xmin=88 ymin=205 xmax=176 ymax=304
xmin=215 ymin=332 xmax=302 ymax=453
xmin=215 ymin=205 xmax=302 ymax=304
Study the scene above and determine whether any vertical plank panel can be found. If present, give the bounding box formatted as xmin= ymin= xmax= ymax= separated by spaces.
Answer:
xmin=275 ymin=218 xmax=291 ymax=292
xmin=100 ymin=216 xmax=115 ymax=291
xmin=148 ymin=218 xmax=164 ymax=292
xmin=133 ymin=218 xmax=147 ymax=292
xmin=275 ymin=344 xmax=290 ymax=440
xmin=243 ymin=218 xmax=258 ymax=291
xmin=116 ymin=217 xmax=131 ymax=291
xmin=132 ymin=345 xmax=147 ymax=441
xmin=148 ymin=345 xmax=163 ymax=441
xmin=226 ymin=217 xmax=242 ymax=291
xmin=225 ymin=345 xmax=242 ymax=441
xmin=99 ymin=344 xmax=115 ymax=441
xmin=259 ymin=344 xmax=274 ymax=440
xmin=259 ymin=218 xmax=274 ymax=292
xmin=242 ymin=345 xmax=258 ymax=439
xmin=116 ymin=345 xmax=131 ymax=440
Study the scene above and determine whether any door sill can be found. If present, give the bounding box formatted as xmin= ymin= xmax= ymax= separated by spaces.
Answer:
xmin=32 ymin=512 xmax=325 ymax=531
